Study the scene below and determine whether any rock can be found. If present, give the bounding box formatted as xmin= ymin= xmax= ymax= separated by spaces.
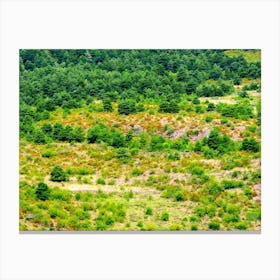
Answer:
xmin=26 ymin=214 xmax=35 ymax=220
xmin=133 ymin=125 xmax=143 ymax=135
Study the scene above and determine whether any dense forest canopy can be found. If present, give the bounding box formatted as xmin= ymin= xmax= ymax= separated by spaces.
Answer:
xmin=20 ymin=49 xmax=260 ymax=103
xmin=20 ymin=49 xmax=261 ymax=139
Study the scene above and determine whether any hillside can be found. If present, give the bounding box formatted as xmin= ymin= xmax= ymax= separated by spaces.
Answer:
xmin=19 ymin=49 xmax=261 ymax=231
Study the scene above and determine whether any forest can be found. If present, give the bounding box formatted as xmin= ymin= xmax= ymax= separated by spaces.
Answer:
xmin=19 ymin=49 xmax=261 ymax=231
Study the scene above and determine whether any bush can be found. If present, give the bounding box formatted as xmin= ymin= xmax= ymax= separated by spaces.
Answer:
xmin=145 ymin=207 xmax=153 ymax=215
xmin=150 ymin=135 xmax=165 ymax=151
xmin=161 ymin=212 xmax=169 ymax=221
xmin=208 ymin=221 xmax=220 ymax=230
xmin=207 ymin=182 xmax=224 ymax=195
xmin=170 ymin=224 xmax=182 ymax=230
xmin=235 ymin=221 xmax=248 ymax=230
xmin=131 ymin=169 xmax=142 ymax=176
xmin=205 ymin=115 xmax=213 ymax=123
xmin=41 ymin=150 xmax=55 ymax=158
xmin=50 ymin=187 xmax=72 ymax=201
xmin=223 ymin=213 xmax=240 ymax=223
xmin=243 ymin=186 xmax=253 ymax=197
xmin=33 ymin=128 xmax=46 ymax=144
xmin=217 ymin=102 xmax=254 ymax=119
xmin=50 ymin=165 xmax=68 ymax=182
xmin=207 ymin=103 xmax=216 ymax=111
xmin=118 ymin=99 xmax=137 ymax=115
xmin=194 ymin=206 xmax=207 ymax=217
xmin=246 ymin=209 xmax=261 ymax=221
xmin=35 ymin=182 xmax=50 ymax=201
xmin=159 ymin=100 xmax=179 ymax=113
xmin=116 ymin=148 xmax=131 ymax=163
xmin=174 ymin=191 xmax=185 ymax=201
xmin=191 ymin=224 xmax=198 ymax=231
xmin=96 ymin=178 xmax=106 ymax=185
xmin=102 ymin=98 xmax=113 ymax=112
xmin=110 ymin=129 xmax=125 ymax=148
xmin=221 ymin=180 xmax=244 ymax=189
xmin=87 ymin=123 xmax=111 ymax=144
xmin=241 ymin=138 xmax=260 ymax=152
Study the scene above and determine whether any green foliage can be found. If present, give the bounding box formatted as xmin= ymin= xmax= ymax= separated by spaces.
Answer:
xmin=217 ymin=102 xmax=254 ymax=119
xmin=96 ymin=178 xmax=106 ymax=185
xmin=238 ymin=90 xmax=248 ymax=98
xmin=50 ymin=165 xmax=68 ymax=182
xmin=205 ymin=128 xmax=235 ymax=154
xmin=207 ymin=102 xmax=216 ymax=111
xmin=241 ymin=138 xmax=260 ymax=152
xmin=196 ymin=80 xmax=234 ymax=97
xmin=35 ymin=182 xmax=50 ymax=201
xmin=150 ymin=135 xmax=165 ymax=151
xmin=159 ymin=100 xmax=179 ymax=113
xmin=205 ymin=115 xmax=213 ymax=123
xmin=50 ymin=187 xmax=72 ymax=201
xmin=246 ymin=209 xmax=261 ymax=221
xmin=206 ymin=182 xmax=224 ymax=195
xmin=102 ymin=98 xmax=113 ymax=112
xmin=208 ymin=220 xmax=220 ymax=230
xmin=33 ymin=128 xmax=46 ymax=144
xmin=87 ymin=123 xmax=111 ymax=144
xmin=235 ymin=221 xmax=248 ymax=230
xmin=160 ymin=212 xmax=169 ymax=221
xmin=145 ymin=207 xmax=153 ymax=215
xmin=221 ymin=180 xmax=244 ymax=189
xmin=174 ymin=191 xmax=185 ymax=201
xmin=116 ymin=147 xmax=131 ymax=162
xmin=118 ymin=99 xmax=137 ymax=115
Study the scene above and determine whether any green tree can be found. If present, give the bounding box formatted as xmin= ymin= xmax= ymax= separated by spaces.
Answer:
xmin=35 ymin=182 xmax=50 ymax=201
xmin=50 ymin=165 xmax=68 ymax=182
xmin=71 ymin=126 xmax=85 ymax=142
xmin=33 ymin=128 xmax=46 ymax=144
xmin=103 ymin=98 xmax=113 ymax=112
xmin=241 ymin=138 xmax=260 ymax=152
xmin=118 ymin=99 xmax=136 ymax=115
xmin=159 ymin=100 xmax=179 ymax=113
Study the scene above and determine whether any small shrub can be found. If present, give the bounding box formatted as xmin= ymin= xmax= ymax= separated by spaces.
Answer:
xmin=145 ymin=223 xmax=156 ymax=231
xmin=243 ymin=186 xmax=253 ymax=197
xmin=137 ymin=221 xmax=143 ymax=228
xmin=191 ymin=224 xmax=198 ymax=231
xmin=241 ymin=138 xmax=260 ymax=152
xmin=207 ymin=182 xmax=224 ymax=195
xmin=161 ymin=212 xmax=169 ymax=221
xmin=170 ymin=223 xmax=181 ymax=230
xmin=189 ymin=215 xmax=198 ymax=222
xmin=246 ymin=209 xmax=261 ymax=221
xmin=208 ymin=221 xmax=220 ymax=230
xmin=50 ymin=165 xmax=68 ymax=182
xmin=131 ymin=169 xmax=142 ymax=176
xmin=221 ymin=180 xmax=244 ymax=189
xmin=235 ymin=221 xmax=248 ymax=230
xmin=205 ymin=115 xmax=213 ymax=123
xmin=174 ymin=191 xmax=185 ymax=201
xmin=41 ymin=150 xmax=55 ymax=158
xmin=35 ymin=182 xmax=50 ymax=201
xmin=96 ymin=178 xmax=106 ymax=185
xmin=194 ymin=206 xmax=207 ymax=217
xmin=231 ymin=171 xmax=239 ymax=178
xmin=123 ymin=190 xmax=133 ymax=200
xmin=145 ymin=207 xmax=153 ymax=215
xmin=223 ymin=213 xmax=240 ymax=223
